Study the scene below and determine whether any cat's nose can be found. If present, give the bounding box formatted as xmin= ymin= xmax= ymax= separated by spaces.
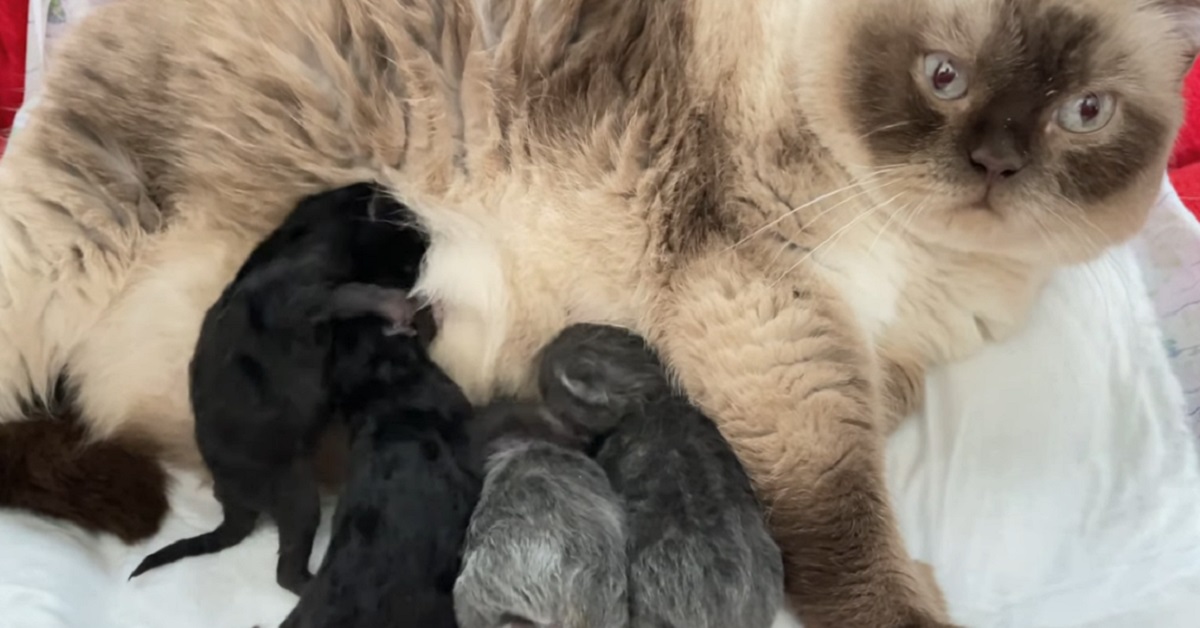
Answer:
xmin=969 ymin=144 xmax=1027 ymax=180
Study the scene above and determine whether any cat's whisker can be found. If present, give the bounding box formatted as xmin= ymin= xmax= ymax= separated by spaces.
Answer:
xmin=1053 ymin=193 xmax=1119 ymax=252
xmin=1026 ymin=209 xmax=1054 ymax=251
xmin=900 ymin=196 xmax=932 ymax=234
xmin=770 ymin=192 xmax=903 ymax=286
xmin=728 ymin=171 xmax=904 ymax=251
xmin=868 ymin=198 xmax=921 ymax=255
xmin=1043 ymin=205 xmax=1130 ymax=328
xmin=1038 ymin=208 xmax=1119 ymax=330
xmin=799 ymin=176 xmax=907 ymax=231
xmin=855 ymin=121 xmax=913 ymax=141
xmin=766 ymin=234 xmax=800 ymax=268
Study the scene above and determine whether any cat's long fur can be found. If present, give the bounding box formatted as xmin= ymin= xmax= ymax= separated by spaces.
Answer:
xmin=0 ymin=1 xmax=1195 ymax=626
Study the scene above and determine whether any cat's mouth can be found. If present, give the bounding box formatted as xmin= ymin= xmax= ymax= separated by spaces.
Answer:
xmin=968 ymin=197 xmax=994 ymax=212
xmin=967 ymin=183 xmax=1002 ymax=213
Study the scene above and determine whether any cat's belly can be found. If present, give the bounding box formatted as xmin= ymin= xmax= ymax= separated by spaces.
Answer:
xmin=410 ymin=208 xmax=525 ymax=403
xmin=408 ymin=200 xmax=620 ymax=404
xmin=401 ymin=182 xmax=652 ymax=404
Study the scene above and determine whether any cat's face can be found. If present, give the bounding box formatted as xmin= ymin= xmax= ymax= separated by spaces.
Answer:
xmin=798 ymin=0 xmax=1197 ymax=263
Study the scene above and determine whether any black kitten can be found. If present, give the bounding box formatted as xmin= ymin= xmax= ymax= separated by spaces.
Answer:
xmin=129 ymin=183 xmax=430 ymax=593
xmin=280 ymin=314 xmax=481 ymax=628
xmin=551 ymin=324 xmax=785 ymax=628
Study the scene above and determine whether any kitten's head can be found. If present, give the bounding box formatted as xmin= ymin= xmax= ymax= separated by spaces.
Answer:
xmin=535 ymin=324 xmax=672 ymax=434
xmin=795 ymin=0 xmax=1198 ymax=263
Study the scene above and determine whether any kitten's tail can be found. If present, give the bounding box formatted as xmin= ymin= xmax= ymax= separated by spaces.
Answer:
xmin=0 ymin=406 xmax=171 ymax=543
xmin=129 ymin=503 xmax=258 ymax=579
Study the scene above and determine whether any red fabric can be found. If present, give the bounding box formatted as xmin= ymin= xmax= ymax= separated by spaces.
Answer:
xmin=1169 ymin=62 xmax=1200 ymax=222
xmin=0 ymin=0 xmax=29 ymax=155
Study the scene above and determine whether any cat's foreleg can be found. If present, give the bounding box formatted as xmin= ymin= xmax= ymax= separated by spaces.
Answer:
xmin=878 ymin=350 xmax=927 ymax=435
xmin=652 ymin=252 xmax=955 ymax=628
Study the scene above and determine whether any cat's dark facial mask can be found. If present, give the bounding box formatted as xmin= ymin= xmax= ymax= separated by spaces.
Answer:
xmin=820 ymin=0 xmax=1196 ymax=262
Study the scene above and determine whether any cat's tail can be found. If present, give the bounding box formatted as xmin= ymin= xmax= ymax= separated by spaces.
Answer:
xmin=129 ymin=502 xmax=258 ymax=579
xmin=0 ymin=405 xmax=171 ymax=543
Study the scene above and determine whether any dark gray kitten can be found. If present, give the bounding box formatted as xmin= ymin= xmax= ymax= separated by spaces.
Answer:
xmin=453 ymin=438 xmax=628 ymax=628
xmin=551 ymin=323 xmax=785 ymax=628
xmin=453 ymin=327 xmax=632 ymax=628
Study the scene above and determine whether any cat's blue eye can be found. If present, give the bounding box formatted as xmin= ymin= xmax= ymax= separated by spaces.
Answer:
xmin=922 ymin=52 xmax=968 ymax=100
xmin=1055 ymin=92 xmax=1116 ymax=134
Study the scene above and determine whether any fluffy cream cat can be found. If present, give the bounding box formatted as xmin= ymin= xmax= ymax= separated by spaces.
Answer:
xmin=0 ymin=0 xmax=1194 ymax=626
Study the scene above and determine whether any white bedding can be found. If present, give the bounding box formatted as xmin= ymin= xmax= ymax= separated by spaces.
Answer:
xmin=1 ymin=186 xmax=1198 ymax=628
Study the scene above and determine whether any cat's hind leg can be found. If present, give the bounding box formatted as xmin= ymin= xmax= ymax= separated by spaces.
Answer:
xmin=65 ymin=218 xmax=260 ymax=466
xmin=0 ymin=131 xmax=143 ymax=417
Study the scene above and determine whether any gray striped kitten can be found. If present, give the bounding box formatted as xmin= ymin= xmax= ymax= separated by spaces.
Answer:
xmin=456 ymin=323 xmax=784 ymax=628
xmin=549 ymin=323 xmax=785 ymax=628
xmin=453 ymin=331 xmax=631 ymax=628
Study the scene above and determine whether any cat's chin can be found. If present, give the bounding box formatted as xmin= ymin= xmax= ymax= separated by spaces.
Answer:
xmin=900 ymin=202 xmax=1110 ymax=266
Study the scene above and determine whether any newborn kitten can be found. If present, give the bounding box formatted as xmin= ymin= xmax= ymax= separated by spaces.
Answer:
xmin=281 ymin=314 xmax=480 ymax=628
xmin=453 ymin=332 xmax=634 ymax=628
xmin=130 ymin=184 xmax=429 ymax=593
xmin=453 ymin=439 xmax=628 ymax=628
xmin=551 ymin=323 xmax=785 ymax=628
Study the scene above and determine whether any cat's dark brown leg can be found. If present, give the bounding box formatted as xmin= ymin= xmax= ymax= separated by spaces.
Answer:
xmin=652 ymin=253 xmax=955 ymax=628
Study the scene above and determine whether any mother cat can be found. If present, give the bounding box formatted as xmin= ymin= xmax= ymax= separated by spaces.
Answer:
xmin=0 ymin=0 xmax=1195 ymax=626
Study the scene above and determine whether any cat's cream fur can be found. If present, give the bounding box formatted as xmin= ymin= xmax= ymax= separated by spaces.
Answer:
xmin=0 ymin=0 xmax=1194 ymax=625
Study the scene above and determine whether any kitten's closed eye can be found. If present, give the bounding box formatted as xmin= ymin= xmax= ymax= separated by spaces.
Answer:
xmin=555 ymin=366 xmax=610 ymax=406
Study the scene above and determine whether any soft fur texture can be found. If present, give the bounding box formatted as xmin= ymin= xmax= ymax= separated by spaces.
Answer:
xmin=454 ymin=440 xmax=627 ymax=628
xmin=281 ymin=316 xmax=480 ymax=628
xmin=0 ymin=404 xmax=168 ymax=543
xmin=0 ymin=1 xmax=1196 ymax=625
xmin=549 ymin=323 xmax=785 ymax=628
xmin=453 ymin=326 xmax=638 ymax=628
xmin=129 ymin=184 xmax=428 ymax=592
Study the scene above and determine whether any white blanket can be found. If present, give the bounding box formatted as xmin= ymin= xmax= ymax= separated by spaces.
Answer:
xmin=2 ymin=186 xmax=1198 ymax=628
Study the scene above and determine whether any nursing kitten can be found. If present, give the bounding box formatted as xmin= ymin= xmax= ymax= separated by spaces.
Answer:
xmin=1 ymin=1 xmax=1196 ymax=626
xmin=454 ymin=440 xmax=628 ymax=628
xmin=453 ymin=329 xmax=633 ymax=628
xmin=130 ymin=184 xmax=428 ymax=592
xmin=550 ymin=323 xmax=785 ymax=628
xmin=281 ymin=313 xmax=479 ymax=628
